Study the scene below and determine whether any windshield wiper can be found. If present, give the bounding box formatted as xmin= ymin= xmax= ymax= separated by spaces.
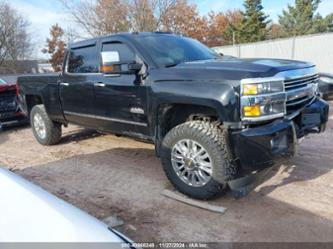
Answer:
xmin=164 ymin=58 xmax=218 ymax=68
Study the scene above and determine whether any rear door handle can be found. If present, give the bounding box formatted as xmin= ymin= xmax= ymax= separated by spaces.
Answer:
xmin=94 ymin=83 xmax=106 ymax=88
xmin=60 ymin=83 xmax=70 ymax=87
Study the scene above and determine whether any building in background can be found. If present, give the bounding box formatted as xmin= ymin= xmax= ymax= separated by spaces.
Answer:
xmin=0 ymin=61 xmax=54 ymax=75
xmin=38 ymin=63 xmax=54 ymax=73
xmin=0 ymin=60 xmax=39 ymax=74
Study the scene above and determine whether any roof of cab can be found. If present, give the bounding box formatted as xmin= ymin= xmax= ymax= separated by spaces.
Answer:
xmin=69 ymin=32 xmax=177 ymax=49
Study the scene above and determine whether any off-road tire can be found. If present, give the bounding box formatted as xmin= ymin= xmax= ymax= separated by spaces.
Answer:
xmin=160 ymin=121 xmax=236 ymax=200
xmin=30 ymin=105 xmax=62 ymax=145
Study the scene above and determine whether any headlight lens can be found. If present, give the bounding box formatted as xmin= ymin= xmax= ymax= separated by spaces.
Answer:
xmin=241 ymin=79 xmax=286 ymax=121
xmin=242 ymin=81 xmax=284 ymax=96
xmin=242 ymin=102 xmax=285 ymax=118
xmin=243 ymin=84 xmax=258 ymax=95
xmin=243 ymin=105 xmax=261 ymax=117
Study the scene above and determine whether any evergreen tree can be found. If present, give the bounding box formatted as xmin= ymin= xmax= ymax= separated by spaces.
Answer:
xmin=278 ymin=0 xmax=331 ymax=36
xmin=237 ymin=0 xmax=269 ymax=43
xmin=326 ymin=13 xmax=333 ymax=31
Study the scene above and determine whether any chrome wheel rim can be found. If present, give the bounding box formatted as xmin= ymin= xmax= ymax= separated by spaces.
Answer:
xmin=33 ymin=113 xmax=46 ymax=139
xmin=171 ymin=139 xmax=213 ymax=187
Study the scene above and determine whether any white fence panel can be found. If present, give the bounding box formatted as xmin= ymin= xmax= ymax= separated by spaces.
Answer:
xmin=214 ymin=46 xmax=239 ymax=57
xmin=213 ymin=32 xmax=333 ymax=73
xmin=294 ymin=33 xmax=333 ymax=73
xmin=240 ymin=39 xmax=293 ymax=59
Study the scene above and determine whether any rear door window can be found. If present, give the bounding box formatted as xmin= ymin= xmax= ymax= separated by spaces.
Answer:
xmin=68 ymin=45 xmax=99 ymax=73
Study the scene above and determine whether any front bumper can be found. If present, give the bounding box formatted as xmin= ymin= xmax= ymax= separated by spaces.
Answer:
xmin=230 ymin=98 xmax=329 ymax=176
xmin=0 ymin=111 xmax=26 ymax=127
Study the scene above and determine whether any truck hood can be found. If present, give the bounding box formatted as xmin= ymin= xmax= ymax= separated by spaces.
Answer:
xmin=0 ymin=82 xmax=16 ymax=93
xmin=156 ymin=58 xmax=315 ymax=82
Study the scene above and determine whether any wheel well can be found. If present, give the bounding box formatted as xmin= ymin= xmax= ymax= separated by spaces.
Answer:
xmin=26 ymin=95 xmax=43 ymax=115
xmin=157 ymin=104 xmax=219 ymax=140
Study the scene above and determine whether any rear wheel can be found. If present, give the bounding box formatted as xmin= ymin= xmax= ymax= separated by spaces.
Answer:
xmin=30 ymin=105 xmax=62 ymax=145
xmin=160 ymin=121 xmax=236 ymax=200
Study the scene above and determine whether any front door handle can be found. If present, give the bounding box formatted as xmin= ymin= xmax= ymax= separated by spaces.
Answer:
xmin=60 ymin=83 xmax=70 ymax=87
xmin=94 ymin=83 xmax=106 ymax=88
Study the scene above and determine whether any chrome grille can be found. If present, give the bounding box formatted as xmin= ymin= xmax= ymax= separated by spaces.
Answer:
xmin=0 ymin=98 xmax=16 ymax=112
xmin=284 ymin=74 xmax=319 ymax=114
xmin=0 ymin=90 xmax=17 ymax=113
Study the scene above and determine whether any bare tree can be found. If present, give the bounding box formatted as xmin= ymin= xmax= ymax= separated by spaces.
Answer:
xmin=0 ymin=2 xmax=32 ymax=70
xmin=59 ymin=0 xmax=129 ymax=36
xmin=159 ymin=0 xmax=209 ymax=42
xmin=59 ymin=0 xmax=179 ymax=33
xmin=64 ymin=27 xmax=83 ymax=44
xmin=58 ymin=0 xmax=231 ymax=45
xmin=127 ymin=0 xmax=179 ymax=31
xmin=127 ymin=0 xmax=157 ymax=32
xmin=95 ymin=0 xmax=130 ymax=34
xmin=205 ymin=10 xmax=243 ymax=47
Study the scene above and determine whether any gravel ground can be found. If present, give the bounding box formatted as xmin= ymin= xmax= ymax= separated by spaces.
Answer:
xmin=0 ymin=102 xmax=332 ymax=242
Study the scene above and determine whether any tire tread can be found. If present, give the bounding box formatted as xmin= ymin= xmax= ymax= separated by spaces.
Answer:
xmin=160 ymin=120 xmax=236 ymax=200
xmin=30 ymin=105 xmax=62 ymax=145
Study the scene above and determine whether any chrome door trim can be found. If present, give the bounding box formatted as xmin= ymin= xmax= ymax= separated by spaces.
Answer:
xmin=94 ymin=83 xmax=106 ymax=87
xmin=64 ymin=111 xmax=148 ymax=127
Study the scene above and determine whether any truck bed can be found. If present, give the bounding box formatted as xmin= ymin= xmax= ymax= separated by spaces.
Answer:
xmin=17 ymin=73 xmax=64 ymax=123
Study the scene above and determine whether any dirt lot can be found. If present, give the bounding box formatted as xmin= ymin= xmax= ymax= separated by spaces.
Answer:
xmin=1 ymin=102 xmax=333 ymax=242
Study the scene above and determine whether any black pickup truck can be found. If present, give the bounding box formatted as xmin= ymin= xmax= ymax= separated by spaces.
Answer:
xmin=17 ymin=32 xmax=329 ymax=199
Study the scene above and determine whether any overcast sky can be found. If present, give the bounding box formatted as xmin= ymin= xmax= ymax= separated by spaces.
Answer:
xmin=8 ymin=0 xmax=333 ymax=59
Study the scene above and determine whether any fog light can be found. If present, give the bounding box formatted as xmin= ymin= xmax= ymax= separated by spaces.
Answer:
xmin=271 ymin=134 xmax=288 ymax=153
xmin=243 ymin=105 xmax=261 ymax=117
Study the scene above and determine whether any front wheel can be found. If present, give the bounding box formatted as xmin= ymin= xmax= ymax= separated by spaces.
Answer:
xmin=160 ymin=121 xmax=236 ymax=200
xmin=30 ymin=105 xmax=62 ymax=145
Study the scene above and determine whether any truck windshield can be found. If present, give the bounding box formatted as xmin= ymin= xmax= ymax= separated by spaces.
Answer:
xmin=135 ymin=35 xmax=221 ymax=67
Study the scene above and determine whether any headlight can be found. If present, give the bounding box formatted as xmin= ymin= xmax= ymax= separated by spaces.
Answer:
xmin=241 ymin=78 xmax=286 ymax=121
xmin=242 ymin=81 xmax=285 ymax=96
xmin=242 ymin=100 xmax=286 ymax=118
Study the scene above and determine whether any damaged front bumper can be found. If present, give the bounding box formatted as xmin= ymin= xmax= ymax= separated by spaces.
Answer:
xmin=228 ymin=98 xmax=329 ymax=197
xmin=0 ymin=97 xmax=25 ymax=128
xmin=0 ymin=111 xmax=26 ymax=128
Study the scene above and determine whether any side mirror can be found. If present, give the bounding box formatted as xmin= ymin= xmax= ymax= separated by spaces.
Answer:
xmin=128 ymin=62 xmax=143 ymax=72
xmin=101 ymin=51 xmax=142 ymax=74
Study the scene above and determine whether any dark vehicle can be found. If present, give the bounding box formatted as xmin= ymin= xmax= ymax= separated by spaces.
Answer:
xmin=0 ymin=78 xmax=24 ymax=128
xmin=319 ymin=73 xmax=333 ymax=100
xmin=17 ymin=33 xmax=329 ymax=199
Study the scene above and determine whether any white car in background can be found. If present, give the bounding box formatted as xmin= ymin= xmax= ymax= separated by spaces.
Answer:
xmin=0 ymin=168 xmax=135 ymax=248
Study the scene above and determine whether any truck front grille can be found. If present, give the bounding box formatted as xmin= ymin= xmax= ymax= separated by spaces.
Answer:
xmin=284 ymin=74 xmax=319 ymax=114
xmin=0 ymin=91 xmax=17 ymax=113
